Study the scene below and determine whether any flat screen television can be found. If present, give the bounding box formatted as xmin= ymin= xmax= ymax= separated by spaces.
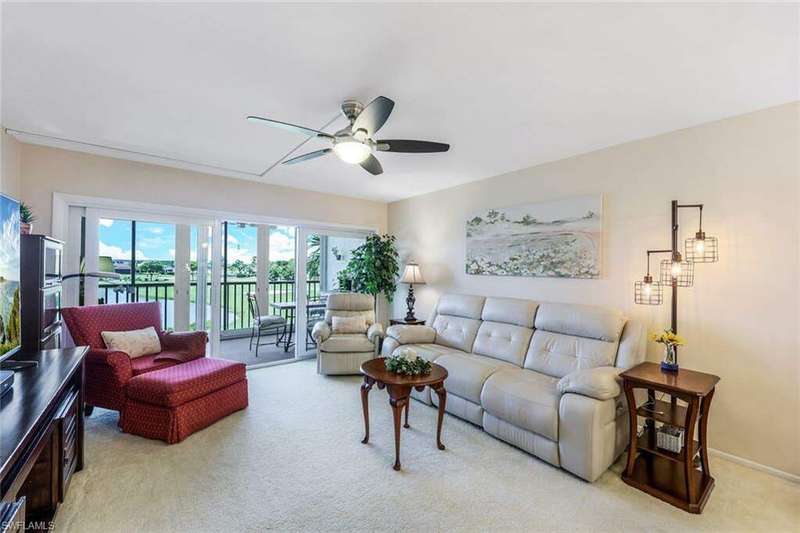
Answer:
xmin=0 ymin=194 xmax=21 ymax=364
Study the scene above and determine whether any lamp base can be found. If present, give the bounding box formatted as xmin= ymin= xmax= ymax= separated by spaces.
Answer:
xmin=405 ymin=285 xmax=416 ymax=323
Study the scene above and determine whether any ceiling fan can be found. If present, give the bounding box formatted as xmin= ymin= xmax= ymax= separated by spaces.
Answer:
xmin=246 ymin=96 xmax=449 ymax=176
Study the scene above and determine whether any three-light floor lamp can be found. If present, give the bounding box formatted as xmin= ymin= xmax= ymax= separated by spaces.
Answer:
xmin=634 ymin=200 xmax=719 ymax=371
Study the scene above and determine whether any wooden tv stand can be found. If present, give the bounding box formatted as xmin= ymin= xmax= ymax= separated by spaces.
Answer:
xmin=0 ymin=347 xmax=87 ymax=532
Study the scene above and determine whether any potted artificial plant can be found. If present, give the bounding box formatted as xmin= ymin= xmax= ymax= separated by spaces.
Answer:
xmin=19 ymin=202 xmax=36 ymax=235
xmin=336 ymin=234 xmax=400 ymax=309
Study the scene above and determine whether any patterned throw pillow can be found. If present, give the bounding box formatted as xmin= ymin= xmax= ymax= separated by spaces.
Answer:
xmin=331 ymin=316 xmax=367 ymax=334
xmin=101 ymin=326 xmax=162 ymax=358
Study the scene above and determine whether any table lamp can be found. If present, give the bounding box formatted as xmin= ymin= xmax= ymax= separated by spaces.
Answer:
xmin=400 ymin=261 xmax=425 ymax=322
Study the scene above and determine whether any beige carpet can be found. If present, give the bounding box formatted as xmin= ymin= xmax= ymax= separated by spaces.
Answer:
xmin=56 ymin=360 xmax=799 ymax=532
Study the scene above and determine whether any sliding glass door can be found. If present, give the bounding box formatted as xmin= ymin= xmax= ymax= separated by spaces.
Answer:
xmin=69 ymin=208 xmax=221 ymax=352
xmin=59 ymin=200 xmax=375 ymax=364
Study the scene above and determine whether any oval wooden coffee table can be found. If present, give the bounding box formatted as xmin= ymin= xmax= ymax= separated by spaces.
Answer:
xmin=360 ymin=358 xmax=448 ymax=471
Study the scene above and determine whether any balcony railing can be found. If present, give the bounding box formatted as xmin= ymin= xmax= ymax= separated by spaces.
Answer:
xmin=98 ymin=279 xmax=322 ymax=332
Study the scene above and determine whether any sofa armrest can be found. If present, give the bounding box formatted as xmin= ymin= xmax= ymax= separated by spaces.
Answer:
xmin=312 ymin=321 xmax=331 ymax=343
xmin=615 ymin=319 xmax=647 ymax=369
xmin=367 ymin=323 xmax=385 ymax=343
xmin=381 ymin=337 xmax=400 ymax=356
xmin=159 ymin=330 xmax=208 ymax=359
xmin=557 ymin=366 xmax=623 ymax=401
xmin=85 ymin=348 xmax=133 ymax=384
xmin=385 ymin=325 xmax=436 ymax=345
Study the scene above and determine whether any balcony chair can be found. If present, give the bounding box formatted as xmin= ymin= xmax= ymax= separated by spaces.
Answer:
xmin=247 ymin=293 xmax=288 ymax=357
xmin=306 ymin=298 xmax=326 ymax=350
xmin=311 ymin=292 xmax=385 ymax=375
xmin=61 ymin=301 xmax=208 ymax=415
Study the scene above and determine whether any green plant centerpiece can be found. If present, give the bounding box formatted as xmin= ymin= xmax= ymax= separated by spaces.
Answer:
xmin=336 ymin=234 xmax=400 ymax=303
xmin=385 ymin=347 xmax=432 ymax=376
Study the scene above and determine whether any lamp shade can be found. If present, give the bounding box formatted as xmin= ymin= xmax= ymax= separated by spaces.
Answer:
xmin=98 ymin=255 xmax=115 ymax=274
xmin=400 ymin=262 xmax=425 ymax=284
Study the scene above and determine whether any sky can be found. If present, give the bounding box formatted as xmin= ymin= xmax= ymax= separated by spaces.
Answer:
xmin=98 ymin=219 xmax=296 ymax=263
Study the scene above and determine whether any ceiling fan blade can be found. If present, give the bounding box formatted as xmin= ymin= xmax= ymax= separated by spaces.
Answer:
xmin=282 ymin=148 xmax=332 ymax=165
xmin=352 ymin=96 xmax=394 ymax=137
xmin=247 ymin=116 xmax=333 ymax=139
xmin=376 ymin=140 xmax=450 ymax=153
xmin=359 ymin=154 xmax=383 ymax=175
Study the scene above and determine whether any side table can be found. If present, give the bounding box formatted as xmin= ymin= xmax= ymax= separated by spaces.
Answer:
xmin=620 ymin=362 xmax=720 ymax=514
xmin=389 ymin=318 xmax=426 ymax=326
xmin=360 ymin=358 xmax=448 ymax=471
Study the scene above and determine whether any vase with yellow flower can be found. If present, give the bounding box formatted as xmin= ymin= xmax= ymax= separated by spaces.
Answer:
xmin=651 ymin=329 xmax=685 ymax=372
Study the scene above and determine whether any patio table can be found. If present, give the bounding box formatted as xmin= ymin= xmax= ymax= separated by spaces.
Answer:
xmin=269 ymin=300 xmax=326 ymax=351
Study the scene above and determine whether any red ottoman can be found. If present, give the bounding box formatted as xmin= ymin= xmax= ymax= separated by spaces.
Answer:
xmin=121 ymin=358 xmax=248 ymax=444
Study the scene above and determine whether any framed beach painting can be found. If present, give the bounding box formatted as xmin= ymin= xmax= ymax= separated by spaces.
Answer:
xmin=465 ymin=195 xmax=602 ymax=279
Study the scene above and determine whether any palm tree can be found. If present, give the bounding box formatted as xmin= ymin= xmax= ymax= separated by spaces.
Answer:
xmin=307 ymin=234 xmax=321 ymax=280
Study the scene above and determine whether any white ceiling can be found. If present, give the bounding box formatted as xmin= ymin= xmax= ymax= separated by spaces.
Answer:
xmin=3 ymin=3 xmax=798 ymax=203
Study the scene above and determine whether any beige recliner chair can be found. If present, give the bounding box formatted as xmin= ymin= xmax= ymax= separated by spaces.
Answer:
xmin=312 ymin=292 xmax=385 ymax=375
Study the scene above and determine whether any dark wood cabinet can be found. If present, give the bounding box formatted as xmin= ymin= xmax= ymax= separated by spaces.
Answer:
xmin=0 ymin=348 xmax=87 ymax=531
xmin=20 ymin=235 xmax=64 ymax=353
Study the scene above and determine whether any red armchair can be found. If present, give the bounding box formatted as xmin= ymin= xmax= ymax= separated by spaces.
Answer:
xmin=61 ymin=301 xmax=208 ymax=413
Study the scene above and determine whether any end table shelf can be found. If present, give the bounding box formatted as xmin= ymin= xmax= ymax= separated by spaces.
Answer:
xmin=637 ymin=399 xmax=690 ymax=427
xmin=620 ymin=362 xmax=720 ymax=514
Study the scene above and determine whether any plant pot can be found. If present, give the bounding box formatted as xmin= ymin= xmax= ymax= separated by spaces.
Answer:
xmin=660 ymin=344 xmax=679 ymax=372
xmin=20 ymin=222 xmax=33 ymax=235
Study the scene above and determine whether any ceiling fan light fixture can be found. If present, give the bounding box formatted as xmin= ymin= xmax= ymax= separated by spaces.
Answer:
xmin=333 ymin=138 xmax=371 ymax=164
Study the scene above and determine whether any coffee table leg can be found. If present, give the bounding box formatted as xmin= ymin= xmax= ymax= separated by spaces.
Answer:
xmin=388 ymin=385 xmax=410 ymax=471
xmin=360 ymin=377 xmax=374 ymax=444
xmin=432 ymin=384 xmax=446 ymax=450
xmin=404 ymin=400 xmax=410 ymax=429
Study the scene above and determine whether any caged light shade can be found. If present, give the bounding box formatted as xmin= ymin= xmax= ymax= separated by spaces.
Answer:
xmin=634 ymin=275 xmax=663 ymax=305
xmin=660 ymin=257 xmax=694 ymax=287
xmin=685 ymin=231 xmax=719 ymax=263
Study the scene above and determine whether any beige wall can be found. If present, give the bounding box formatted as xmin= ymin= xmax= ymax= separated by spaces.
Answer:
xmin=18 ymin=144 xmax=387 ymax=233
xmin=388 ymin=102 xmax=800 ymax=476
xmin=1 ymin=133 xmax=22 ymax=200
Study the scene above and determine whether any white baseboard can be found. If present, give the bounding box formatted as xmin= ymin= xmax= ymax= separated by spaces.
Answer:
xmin=709 ymin=448 xmax=800 ymax=484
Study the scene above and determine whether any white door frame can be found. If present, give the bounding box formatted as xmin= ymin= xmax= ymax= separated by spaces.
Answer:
xmin=51 ymin=193 xmax=380 ymax=360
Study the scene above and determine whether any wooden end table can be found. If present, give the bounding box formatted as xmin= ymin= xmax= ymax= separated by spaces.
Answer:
xmin=360 ymin=358 xmax=448 ymax=471
xmin=389 ymin=318 xmax=426 ymax=326
xmin=620 ymin=362 xmax=720 ymax=514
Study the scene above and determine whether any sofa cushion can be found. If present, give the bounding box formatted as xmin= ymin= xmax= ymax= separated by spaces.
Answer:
xmin=534 ymin=303 xmax=624 ymax=342
xmin=481 ymin=297 xmax=538 ymax=328
xmin=481 ymin=369 xmax=560 ymax=441
xmin=325 ymin=309 xmax=375 ymax=326
xmin=523 ymin=330 xmax=618 ymax=378
xmin=126 ymin=357 xmax=246 ymax=408
xmin=391 ymin=343 xmax=464 ymax=362
xmin=320 ymin=334 xmax=374 ymax=353
xmin=101 ymin=326 xmax=162 ymax=358
xmin=472 ymin=321 xmax=533 ymax=366
xmin=434 ymin=294 xmax=485 ymax=320
xmin=434 ymin=352 xmax=513 ymax=404
xmin=431 ymin=315 xmax=481 ymax=353
xmin=331 ymin=316 xmax=367 ymax=334
xmin=386 ymin=324 xmax=436 ymax=345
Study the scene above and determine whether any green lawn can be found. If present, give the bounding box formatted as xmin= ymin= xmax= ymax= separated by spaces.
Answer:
xmin=99 ymin=277 xmax=321 ymax=331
